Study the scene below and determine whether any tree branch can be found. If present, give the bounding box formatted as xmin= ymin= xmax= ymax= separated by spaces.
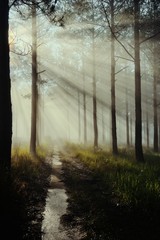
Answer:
xmin=115 ymin=55 xmax=134 ymax=62
xmin=9 ymin=0 xmax=18 ymax=9
xmin=99 ymin=0 xmax=135 ymax=61
xmin=115 ymin=66 xmax=128 ymax=75
xmin=140 ymin=31 xmax=160 ymax=44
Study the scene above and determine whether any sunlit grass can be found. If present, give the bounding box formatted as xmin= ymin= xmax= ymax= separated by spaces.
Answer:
xmin=11 ymin=144 xmax=53 ymax=195
xmin=7 ymin=145 xmax=53 ymax=238
xmin=64 ymin=142 xmax=160 ymax=209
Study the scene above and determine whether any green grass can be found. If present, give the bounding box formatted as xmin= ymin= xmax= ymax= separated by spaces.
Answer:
xmin=6 ymin=145 xmax=53 ymax=239
xmin=65 ymin=143 xmax=160 ymax=209
xmin=62 ymin=143 xmax=160 ymax=239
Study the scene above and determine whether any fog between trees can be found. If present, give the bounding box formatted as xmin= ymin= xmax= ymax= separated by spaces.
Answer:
xmin=9 ymin=0 xmax=160 ymax=159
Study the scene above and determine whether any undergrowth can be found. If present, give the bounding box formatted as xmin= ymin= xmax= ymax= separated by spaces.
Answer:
xmin=62 ymin=142 xmax=160 ymax=240
xmin=64 ymin=142 xmax=160 ymax=209
xmin=8 ymin=145 xmax=53 ymax=240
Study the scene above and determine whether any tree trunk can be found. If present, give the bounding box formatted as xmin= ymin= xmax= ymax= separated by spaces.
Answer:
xmin=83 ymin=75 xmax=87 ymax=144
xmin=153 ymin=2 xmax=158 ymax=152
xmin=134 ymin=0 xmax=144 ymax=162
xmin=30 ymin=2 xmax=38 ymax=155
xmin=110 ymin=0 xmax=118 ymax=155
xmin=126 ymin=89 xmax=130 ymax=147
xmin=0 ymin=2 xmax=12 ymax=236
xmin=130 ymin=112 xmax=133 ymax=146
xmin=102 ymin=105 xmax=105 ymax=144
xmin=82 ymin=35 xmax=87 ymax=145
xmin=0 ymin=0 xmax=12 ymax=172
xmin=78 ymin=90 xmax=81 ymax=142
xmin=146 ymin=112 xmax=149 ymax=148
xmin=92 ymin=31 xmax=98 ymax=148
xmin=153 ymin=62 xmax=158 ymax=152
xmin=159 ymin=115 xmax=160 ymax=150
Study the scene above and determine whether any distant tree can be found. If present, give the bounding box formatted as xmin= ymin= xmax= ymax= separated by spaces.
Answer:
xmin=10 ymin=0 xmax=58 ymax=155
xmin=125 ymin=87 xmax=130 ymax=147
xmin=78 ymin=90 xmax=81 ymax=142
xmin=82 ymin=57 xmax=87 ymax=144
xmin=92 ymin=27 xmax=98 ymax=149
xmin=99 ymin=0 xmax=126 ymax=155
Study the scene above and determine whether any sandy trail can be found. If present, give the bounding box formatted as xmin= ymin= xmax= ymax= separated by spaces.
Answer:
xmin=42 ymin=147 xmax=70 ymax=240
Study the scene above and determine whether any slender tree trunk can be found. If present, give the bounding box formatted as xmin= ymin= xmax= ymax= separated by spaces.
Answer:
xmin=153 ymin=2 xmax=158 ymax=152
xmin=146 ymin=112 xmax=149 ymax=148
xmin=130 ymin=113 xmax=133 ymax=146
xmin=91 ymin=0 xmax=98 ymax=149
xmin=78 ymin=90 xmax=81 ymax=142
xmin=0 ymin=0 xmax=12 ymax=172
xmin=102 ymin=105 xmax=105 ymax=144
xmin=111 ymin=0 xmax=118 ymax=155
xmin=153 ymin=67 xmax=158 ymax=151
xmin=134 ymin=0 xmax=144 ymax=162
xmin=144 ymin=58 xmax=149 ymax=149
xmin=82 ymin=43 xmax=87 ymax=144
xmin=30 ymin=2 xmax=38 ymax=155
xmin=159 ymin=115 xmax=160 ymax=150
xmin=126 ymin=89 xmax=130 ymax=147
xmin=92 ymin=31 xmax=98 ymax=148
xmin=83 ymin=76 xmax=87 ymax=144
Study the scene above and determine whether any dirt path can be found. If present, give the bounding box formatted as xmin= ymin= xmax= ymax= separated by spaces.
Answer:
xmin=41 ymin=148 xmax=83 ymax=240
xmin=41 ymin=148 xmax=70 ymax=240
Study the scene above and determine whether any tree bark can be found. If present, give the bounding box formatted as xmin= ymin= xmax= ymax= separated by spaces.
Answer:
xmin=30 ymin=2 xmax=38 ymax=155
xmin=153 ymin=60 xmax=158 ymax=152
xmin=92 ymin=30 xmax=98 ymax=149
xmin=153 ymin=2 xmax=158 ymax=152
xmin=126 ymin=89 xmax=130 ymax=147
xmin=102 ymin=105 xmax=105 ymax=144
xmin=130 ymin=112 xmax=133 ymax=146
xmin=83 ymin=74 xmax=87 ymax=144
xmin=134 ymin=0 xmax=144 ymax=162
xmin=0 ymin=3 xmax=12 ymax=234
xmin=0 ymin=0 xmax=12 ymax=172
xmin=110 ymin=0 xmax=118 ymax=155
xmin=78 ymin=90 xmax=81 ymax=142
xmin=146 ymin=112 xmax=149 ymax=148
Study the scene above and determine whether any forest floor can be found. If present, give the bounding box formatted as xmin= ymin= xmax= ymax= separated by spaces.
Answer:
xmin=6 ymin=148 xmax=160 ymax=240
xmin=2 ymin=156 xmax=53 ymax=240
xmin=60 ymin=152 xmax=160 ymax=240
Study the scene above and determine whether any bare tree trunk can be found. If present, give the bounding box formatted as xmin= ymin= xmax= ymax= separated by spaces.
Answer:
xmin=159 ymin=115 xmax=160 ymax=150
xmin=134 ymin=0 xmax=144 ymax=162
xmin=0 ymin=0 xmax=12 ymax=172
xmin=92 ymin=30 xmax=98 ymax=148
xmin=102 ymin=105 xmax=105 ymax=144
xmin=111 ymin=0 xmax=118 ymax=154
xmin=78 ymin=90 xmax=81 ymax=142
xmin=146 ymin=112 xmax=150 ymax=148
xmin=144 ymin=58 xmax=149 ymax=149
xmin=153 ymin=2 xmax=158 ymax=152
xmin=82 ymin=44 xmax=87 ymax=144
xmin=83 ymin=75 xmax=87 ymax=144
xmin=30 ymin=2 xmax=38 ymax=155
xmin=153 ymin=67 xmax=158 ymax=152
xmin=126 ymin=88 xmax=130 ymax=147
xmin=130 ymin=112 xmax=133 ymax=146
